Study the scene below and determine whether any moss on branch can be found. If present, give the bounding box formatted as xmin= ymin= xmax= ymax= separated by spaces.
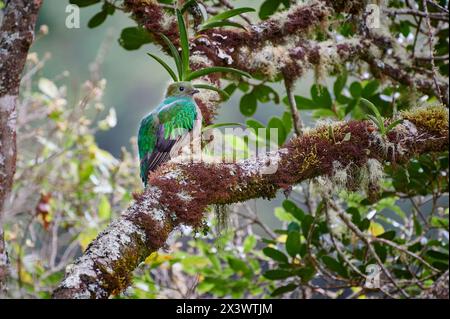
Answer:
xmin=53 ymin=105 xmax=449 ymax=299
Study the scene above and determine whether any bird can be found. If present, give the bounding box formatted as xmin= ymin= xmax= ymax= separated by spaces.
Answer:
xmin=138 ymin=81 xmax=202 ymax=186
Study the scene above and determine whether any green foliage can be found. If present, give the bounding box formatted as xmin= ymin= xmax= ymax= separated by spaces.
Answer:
xmin=69 ymin=0 xmax=101 ymax=7
xmin=361 ymin=98 xmax=403 ymax=136
xmin=87 ymin=2 xmax=115 ymax=28
xmin=199 ymin=7 xmax=255 ymax=31
xmin=119 ymin=27 xmax=153 ymax=50
xmin=146 ymin=10 xmax=250 ymax=98
xmin=14 ymin=0 xmax=448 ymax=300
xmin=259 ymin=0 xmax=289 ymax=20
xmin=7 ymin=53 xmax=141 ymax=298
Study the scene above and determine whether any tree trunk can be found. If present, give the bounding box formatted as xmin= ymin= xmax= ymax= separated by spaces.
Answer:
xmin=0 ymin=0 xmax=43 ymax=294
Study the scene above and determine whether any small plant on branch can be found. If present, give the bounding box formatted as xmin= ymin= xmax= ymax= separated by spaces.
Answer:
xmin=147 ymin=9 xmax=251 ymax=100
xmin=361 ymin=98 xmax=403 ymax=137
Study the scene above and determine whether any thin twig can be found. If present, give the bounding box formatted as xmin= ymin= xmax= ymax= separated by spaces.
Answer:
xmin=421 ymin=0 xmax=444 ymax=104
xmin=284 ymin=77 xmax=303 ymax=136
xmin=325 ymin=205 xmax=367 ymax=279
xmin=335 ymin=207 xmax=410 ymax=298
xmin=371 ymin=237 xmax=440 ymax=274
xmin=383 ymin=8 xmax=449 ymax=22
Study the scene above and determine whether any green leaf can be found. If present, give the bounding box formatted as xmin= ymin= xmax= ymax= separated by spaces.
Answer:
xmin=374 ymin=242 xmax=387 ymax=263
xmin=431 ymin=216 xmax=449 ymax=228
xmin=267 ymin=117 xmax=286 ymax=146
xmin=362 ymin=80 xmax=380 ymax=98
xmin=254 ymin=85 xmax=279 ymax=103
xmin=103 ymin=2 xmax=115 ymax=15
xmin=200 ymin=20 xmax=246 ymax=31
xmin=360 ymin=218 xmax=370 ymax=231
xmin=147 ymin=53 xmax=178 ymax=82
xmin=360 ymin=98 xmax=382 ymax=122
xmin=176 ymin=9 xmax=190 ymax=77
xmin=282 ymin=200 xmax=305 ymax=222
xmin=350 ymin=82 xmax=362 ymax=98
xmin=286 ymin=231 xmax=301 ymax=257
xmin=367 ymin=114 xmax=384 ymax=132
xmin=207 ymin=253 xmax=221 ymax=272
xmin=202 ymin=122 xmax=244 ymax=132
xmin=259 ymin=0 xmax=281 ymax=20
xmin=334 ymin=72 xmax=347 ymax=98
xmin=385 ymin=119 xmax=404 ymax=133
xmin=321 ymin=256 xmax=348 ymax=278
xmin=347 ymin=207 xmax=361 ymax=227
xmin=228 ymin=257 xmax=252 ymax=276
xmin=274 ymin=207 xmax=295 ymax=222
xmin=300 ymin=215 xmax=314 ymax=238
xmin=296 ymin=265 xmax=316 ymax=283
xmin=271 ymin=284 xmax=297 ymax=296
xmin=78 ymin=162 xmax=94 ymax=184
xmin=69 ymin=0 xmax=101 ymax=7
xmin=160 ymin=34 xmax=183 ymax=81
xmin=185 ymin=66 xmax=251 ymax=81
xmin=294 ymin=96 xmax=319 ymax=109
xmin=243 ymin=235 xmax=257 ymax=253
xmin=426 ymin=250 xmax=449 ymax=263
xmin=88 ymin=10 xmax=108 ymax=28
xmin=193 ymin=84 xmax=230 ymax=100
xmin=224 ymin=83 xmax=237 ymax=96
xmin=311 ymin=84 xmax=332 ymax=109
xmin=246 ymin=119 xmax=265 ymax=131
xmin=208 ymin=7 xmax=255 ymax=23
xmin=98 ymin=196 xmax=111 ymax=220
xmin=287 ymin=222 xmax=300 ymax=233
xmin=377 ymin=230 xmax=396 ymax=240
xmin=263 ymin=269 xmax=293 ymax=280
xmin=119 ymin=27 xmax=152 ymax=50
xmin=240 ymin=93 xmax=257 ymax=117
xmin=263 ymin=247 xmax=289 ymax=263
xmin=238 ymin=81 xmax=250 ymax=92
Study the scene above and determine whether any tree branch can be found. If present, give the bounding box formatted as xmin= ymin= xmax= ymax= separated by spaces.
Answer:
xmin=420 ymin=270 xmax=449 ymax=299
xmin=125 ymin=0 xmax=448 ymax=119
xmin=53 ymin=105 xmax=449 ymax=299
xmin=0 ymin=0 xmax=43 ymax=294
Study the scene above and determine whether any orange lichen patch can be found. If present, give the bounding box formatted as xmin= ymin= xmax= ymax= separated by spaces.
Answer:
xmin=401 ymin=105 xmax=449 ymax=137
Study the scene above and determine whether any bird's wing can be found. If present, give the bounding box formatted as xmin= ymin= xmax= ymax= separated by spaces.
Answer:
xmin=139 ymin=99 xmax=198 ymax=184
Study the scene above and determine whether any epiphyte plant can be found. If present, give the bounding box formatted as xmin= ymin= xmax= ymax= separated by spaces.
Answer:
xmin=147 ymin=9 xmax=252 ymax=100
xmin=360 ymin=98 xmax=403 ymax=137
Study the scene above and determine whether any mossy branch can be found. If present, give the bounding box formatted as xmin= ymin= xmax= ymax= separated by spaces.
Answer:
xmin=124 ymin=0 xmax=449 ymax=124
xmin=53 ymin=105 xmax=449 ymax=299
xmin=0 ymin=0 xmax=43 ymax=295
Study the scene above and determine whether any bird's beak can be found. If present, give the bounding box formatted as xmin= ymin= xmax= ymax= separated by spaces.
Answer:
xmin=191 ymin=89 xmax=200 ymax=95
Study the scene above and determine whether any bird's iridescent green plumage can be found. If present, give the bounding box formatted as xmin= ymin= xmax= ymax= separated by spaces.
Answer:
xmin=138 ymin=82 xmax=201 ymax=185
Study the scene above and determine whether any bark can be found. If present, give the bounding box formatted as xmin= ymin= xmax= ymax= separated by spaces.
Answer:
xmin=53 ymin=106 xmax=449 ymax=299
xmin=0 ymin=0 xmax=43 ymax=293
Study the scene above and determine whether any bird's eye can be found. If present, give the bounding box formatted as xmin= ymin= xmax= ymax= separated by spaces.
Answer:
xmin=179 ymin=86 xmax=185 ymax=91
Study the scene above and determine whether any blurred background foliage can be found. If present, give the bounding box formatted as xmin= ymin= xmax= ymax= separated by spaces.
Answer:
xmin=2 ymin=0 xmax=448 ymax=298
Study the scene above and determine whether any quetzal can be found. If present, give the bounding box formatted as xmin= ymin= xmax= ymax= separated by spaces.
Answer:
xmin=138 ymin=81 xmax=202 ymax=185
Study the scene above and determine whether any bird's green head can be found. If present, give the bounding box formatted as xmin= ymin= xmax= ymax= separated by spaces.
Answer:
xmin=165 ymin=82 xmax=199 ymax=98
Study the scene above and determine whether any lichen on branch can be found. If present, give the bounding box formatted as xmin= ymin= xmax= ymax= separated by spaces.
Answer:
xmin=53 ymin=105 xmax=449 ymax=299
